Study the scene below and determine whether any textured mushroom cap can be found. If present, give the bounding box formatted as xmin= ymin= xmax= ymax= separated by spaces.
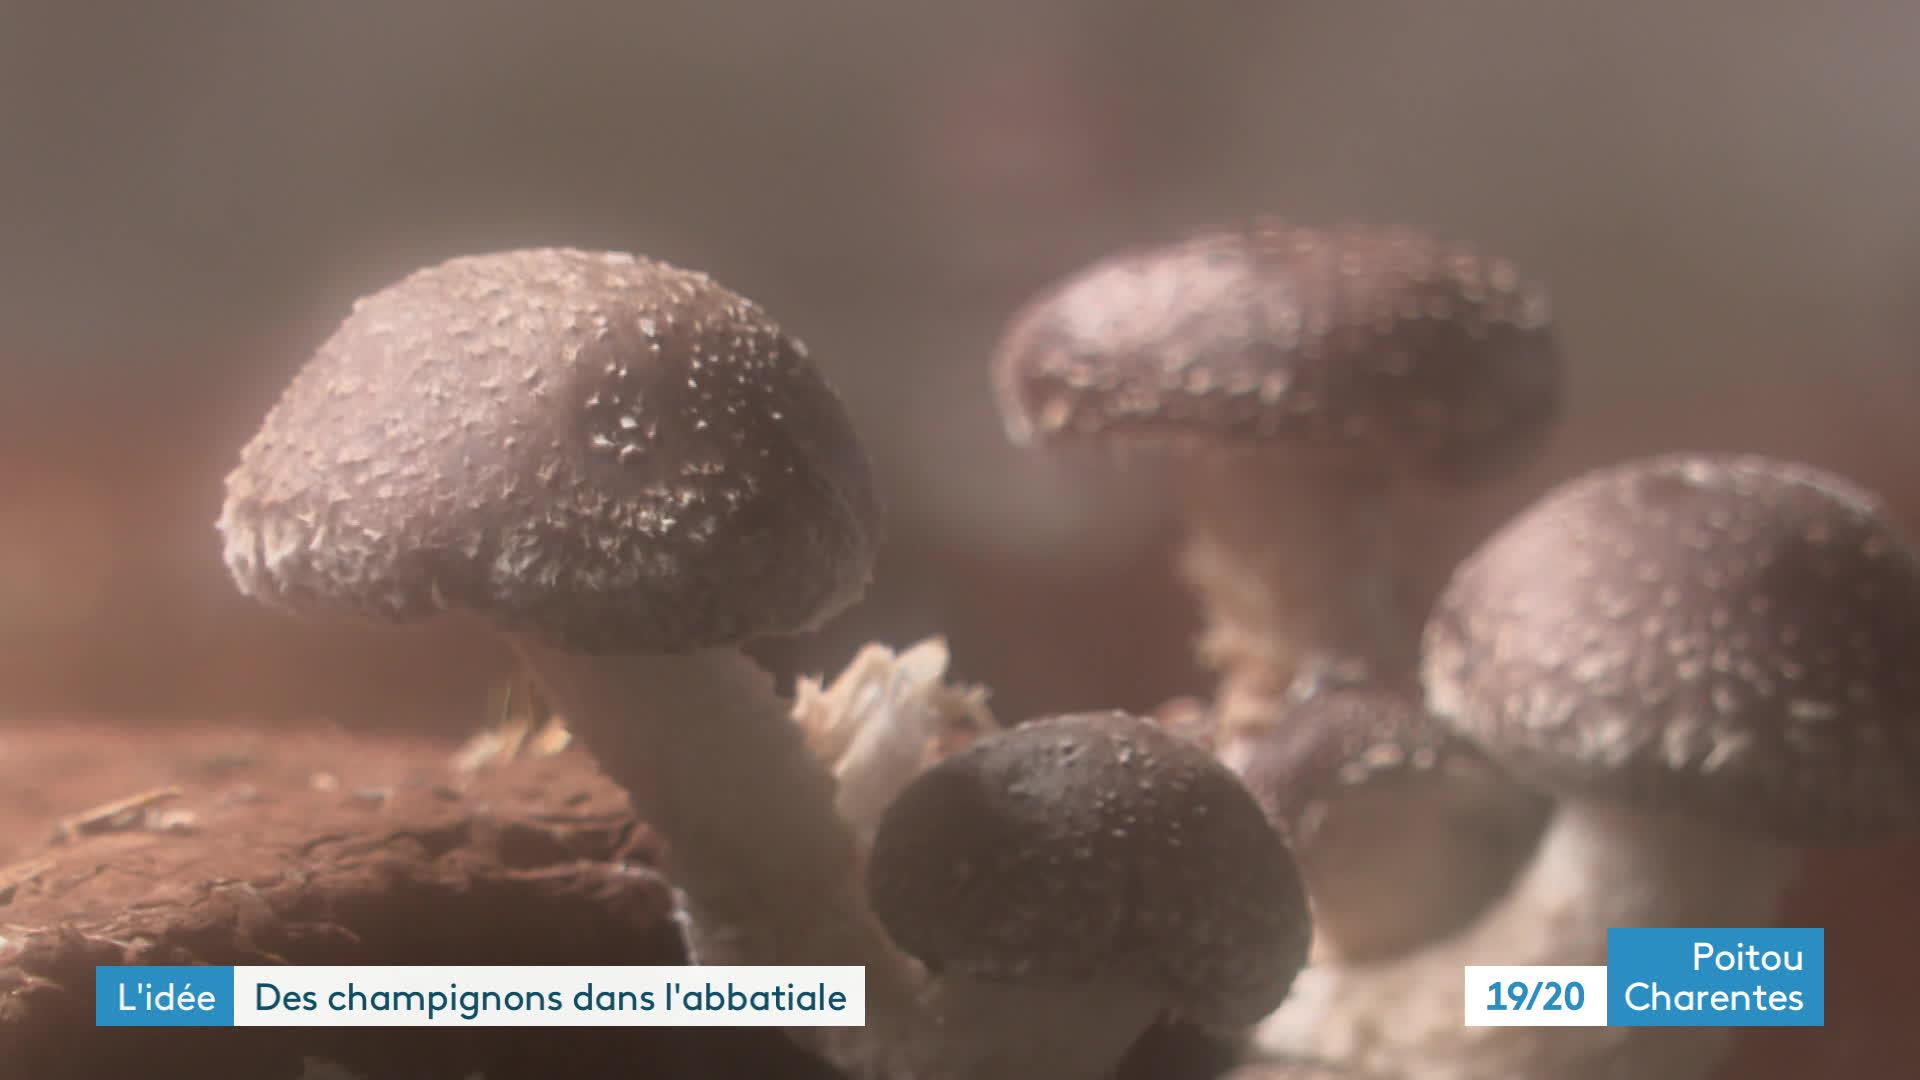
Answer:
xmin=991 ymin=221 xmax=1561 ymax=482
xmin=867 ymin=711 xmax=1311 ymax=1029
xmin=219 ymin=248 xmax=880 ymax=653
xmin=1425 ymin=454 xmax=1920 ymax=841
xmin=1222 ymin=687 xmax=1451 ymax=833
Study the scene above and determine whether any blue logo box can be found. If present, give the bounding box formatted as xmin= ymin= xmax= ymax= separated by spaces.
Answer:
xmin=96 ymin=966 xmax=236 ymax=1027
xmin=1607 ymin=928 xmax=1824 ymax=1027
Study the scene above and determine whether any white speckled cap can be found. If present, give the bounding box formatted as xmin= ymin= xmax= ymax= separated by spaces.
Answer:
xmin=1424 ymin=454 xmax=1920 ymax=840
xmin=991 ymin=221 xmax=1561 ymax=483
xmin=866 ymin=711 xmax=1311 ymax=1030
xmin=218 ymin=248 xmax=881 ymax=653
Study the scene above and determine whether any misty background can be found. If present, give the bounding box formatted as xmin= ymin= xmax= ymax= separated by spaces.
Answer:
xmin=3 ymin=2 xmax=1918 ymax=735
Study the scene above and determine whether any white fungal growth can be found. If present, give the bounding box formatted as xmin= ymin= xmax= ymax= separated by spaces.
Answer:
xmin=792 ymin=637 xmax=999 ymax=848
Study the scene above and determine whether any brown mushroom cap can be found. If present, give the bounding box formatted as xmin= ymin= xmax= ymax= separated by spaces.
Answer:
xmin=1222 ymin=687 xmax=1452 ymax=834
xmin=218 ymin=248 xmax=881 ymax=653
xmin=1424 ymin=453 xmax=1920 ymax=841
xmin=866 ymin=710 xmax=1311 ymax=1030
xmin=990 ymin=221 xmax=1560 ymax=482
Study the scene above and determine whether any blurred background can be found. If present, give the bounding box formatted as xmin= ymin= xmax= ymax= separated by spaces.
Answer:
xmin=2 ymin=3 xmax=1917 ymax=1075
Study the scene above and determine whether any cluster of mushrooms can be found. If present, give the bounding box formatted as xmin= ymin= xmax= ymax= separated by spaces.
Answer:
xmin=216 ymin=229 xmax=1920 ymax=1080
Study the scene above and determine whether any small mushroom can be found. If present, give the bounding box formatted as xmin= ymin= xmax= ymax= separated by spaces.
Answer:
xmin=1259 ymin=454 xmax=1920 ymax=1079
xmin=218 ymin=249 xmax=915 ymax=1069
xmin=992 ymin=221 xmax=1558 ymax=957
xmin=867 ymin=711 xmax=1312 ymax=1078
xmin=1221 ymin=687 xmax=1546 ymax=963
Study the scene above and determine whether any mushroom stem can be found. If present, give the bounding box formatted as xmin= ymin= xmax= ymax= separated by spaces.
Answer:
xmin=1179 ymin=455 xmax=1415 ymax=726
xmin=508 ymin=639 xmax=924 ymax=1072
xmin=1255 ymin=800 xmax=1800 ymax=1080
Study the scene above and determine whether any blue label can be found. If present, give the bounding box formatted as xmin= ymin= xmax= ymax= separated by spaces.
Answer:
xmin=95 ymin=966 xmax=236 ymax=1027
xmin=1606 ymin=928 xmax=1823 ymax=1027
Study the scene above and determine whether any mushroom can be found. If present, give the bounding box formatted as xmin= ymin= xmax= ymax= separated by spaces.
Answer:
xmin=1257 ymin=453 xmax=1920 ymax=1079
xmin=991 ymin=221 xmax=1559 ymax=957
xmin=867 ymin=710 xmax=1313 ymax=1078
xmin=218 ymin=248 xmax=918 ymax=1072
xmin=1221 ymin=686 xmax=1545 ymax=962
xmin=993 ymin=220 xmax=1561 ymax=716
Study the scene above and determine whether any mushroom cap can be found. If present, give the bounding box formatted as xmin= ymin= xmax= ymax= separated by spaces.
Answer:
xmin=990 ymin=221 xmax=1561 ymax=483
xmin=1424 ymin=454 xmax=1920 ymax=841
xmin=867 ymin=710 xmax=1311 ymax=1029
xmin=1220 ymin=687 xmax=1452 ymax=835
xmin=219 ymin=248 xmax=881 ymax=653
